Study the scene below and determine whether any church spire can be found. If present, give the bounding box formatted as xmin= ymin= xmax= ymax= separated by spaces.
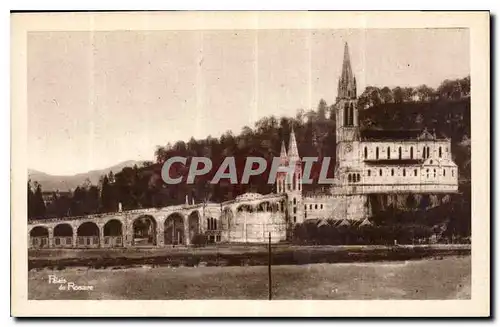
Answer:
xmin=337 ymin=42 xmax=357 ymax=100
xmin=279 ymin=140 xmax=288 ymax=165
xmin=288 ymin=127 xmax=300 ymax=163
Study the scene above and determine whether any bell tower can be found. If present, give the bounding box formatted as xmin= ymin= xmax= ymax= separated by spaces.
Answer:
xmin=335 ymin=42 xmax=360 ymax=169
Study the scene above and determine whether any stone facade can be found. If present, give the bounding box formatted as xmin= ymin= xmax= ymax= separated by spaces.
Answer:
xmin=29 ymin=193 xmax=289 ymax=248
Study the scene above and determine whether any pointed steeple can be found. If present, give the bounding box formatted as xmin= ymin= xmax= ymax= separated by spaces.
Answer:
xmin=342 ymin=42 xmax=352 ymax=76
xmin=279 ymin=140 xmax=288 ymax=165
xmin=337 ymin=42 xmax=357 ymax=100
xmin=288 ymin=127 xmax=300 ymax=163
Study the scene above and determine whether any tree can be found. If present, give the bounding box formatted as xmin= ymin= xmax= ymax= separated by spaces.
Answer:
xmin=415 ymin=84 xmax=435 ymax=102
xmin=27 ymin=180 xmax=35 ymax=219
xmin=392 ymin=86 xmax=404 ymax=103
xmin=317 ymin=99 xmax=327 ymax=121
xmin=437 ymin=79 xmax=463 ymax=100
xmin=380 ymin=86 xmax=393 ymax=104
xmin=402 ymin=87 xmax=415 ymax=102
xmin=32 ymin=182 xmax=46 ymax=218
xmin=459 ymin=76 xmax=470 ymax=97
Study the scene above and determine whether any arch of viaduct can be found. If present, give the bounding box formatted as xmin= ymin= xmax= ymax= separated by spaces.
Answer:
xmin=28 ymin=193 xmax=287 ymax=249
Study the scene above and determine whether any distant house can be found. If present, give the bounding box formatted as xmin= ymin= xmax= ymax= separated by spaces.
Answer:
xmin=42 ymin=191 xmax=72 ymax=206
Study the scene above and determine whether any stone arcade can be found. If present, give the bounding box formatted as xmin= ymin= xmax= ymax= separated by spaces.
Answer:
xmin=28 ymin=42 xmax=459 ymax=248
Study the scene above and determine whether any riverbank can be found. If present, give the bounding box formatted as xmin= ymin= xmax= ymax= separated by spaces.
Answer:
xmin=28 ymin=244 xmax=470 ymax=270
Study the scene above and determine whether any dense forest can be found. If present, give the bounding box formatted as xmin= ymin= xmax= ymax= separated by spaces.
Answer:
xmin=29 ymin=77 xmax=471 ymax=222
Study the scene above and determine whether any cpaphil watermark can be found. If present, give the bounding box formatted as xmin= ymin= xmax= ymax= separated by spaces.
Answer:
xmin=161 ymin=156 xmax=336 ymax=185
xmin=48 ymin=274 xmax=94 ymax=291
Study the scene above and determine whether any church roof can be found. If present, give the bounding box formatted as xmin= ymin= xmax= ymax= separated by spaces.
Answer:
xmin=360 ymin=128 xmax=443 ymax=141
xmin=364 ymin=159 xmax=423 ymax=166
xmin=360 ymin=129 xmax=422 ymax=141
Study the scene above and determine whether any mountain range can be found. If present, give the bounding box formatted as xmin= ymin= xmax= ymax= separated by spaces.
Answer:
xmin=28 ymin=160 xmax=144 ymax=192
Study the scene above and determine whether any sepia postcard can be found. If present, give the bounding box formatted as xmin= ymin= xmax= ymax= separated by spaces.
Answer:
xmin=11 ymin=11 xmax=490 ymax=317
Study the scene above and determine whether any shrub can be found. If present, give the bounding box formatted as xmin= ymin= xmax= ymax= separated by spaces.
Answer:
xmin=291 ymin=221 xmax=441 ymax=245
xmin=191 ymin=233 xmax=208 ymax=247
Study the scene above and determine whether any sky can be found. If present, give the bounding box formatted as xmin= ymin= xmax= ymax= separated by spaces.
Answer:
xmin=28 ymin=28 xmax=470 ymax=175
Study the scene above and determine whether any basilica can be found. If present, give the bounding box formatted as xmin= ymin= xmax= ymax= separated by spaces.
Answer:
xmin=28 ymin=43 xmax=459 ymax=248
xmin=278 ymin=42 xmax=459 ymax=225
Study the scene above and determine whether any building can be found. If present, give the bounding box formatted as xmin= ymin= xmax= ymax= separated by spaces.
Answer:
xmin=27 ymin=43 xmax=459 ymax=248
xmin=41 ymin=191 xmax=72 ymax=206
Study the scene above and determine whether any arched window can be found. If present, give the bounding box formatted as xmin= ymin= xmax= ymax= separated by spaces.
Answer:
xmin=426 ymin=169 xmax=429 ymax=178
xmin=387 ymin=147 xmax=391 ymax=159
xmin=293 ymin=198 xmax=296 ymax=205
xmin=414 ymin=169 xmax=418 ymax=176
xmin=443 ymin=169 xmax=446 ymax=176
xmin=293 ymin=174 xmax=296 ymax=190
xmin=433 ymin=169 xmax=436 ymax=178
xmin=391 ymin=169 xmax=394 ymax=176
xmin=379 ymin=169 xmax=383 ymax=176
xmin=315 ymin=204 xmax=318 ymax=209
xmin=410 ymin=147 xmax=414 ymax=159
xmin=423 ymin=146 xmax=426 ymax=159
xmin=427 ymin=146 xmax=430 ymax=159
xmin=439 ymin=147 xmax=442 ymax=158
xmin=367 ymin=169 xmax=371 ymax=176
xmin=310 ymin=204 xmax=312 ymax=210
xmin=357 ymin=173 xmax=361 ymax=182
xmin=348 ymin=174 xmax=352 ymax=183
xmin=376 ymin=147 xmax=379 ymax=159
xmin=403 ymin=169 xmax=406 ymax=177
xmin=349 ymin=103 xmax=354 ymax=126
xmin=320 ymin=204 xmax=323 ymax=209
xmin=344 ymin=103 xmax=349 ymax=126
xmin=398 ymin=147 xmax=402 ymax=159
xmin=364 ymin=147 xmax=368 ymax=159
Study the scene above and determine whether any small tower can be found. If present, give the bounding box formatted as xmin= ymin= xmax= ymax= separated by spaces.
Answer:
xmin=276 ymin=127 xmax=303 ymax=224
xmin=276 ymin=141 xmax=288 ymax=194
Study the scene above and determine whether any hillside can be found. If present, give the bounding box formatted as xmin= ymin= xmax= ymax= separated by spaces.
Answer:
xmin=28 ymin=160 xmax=144 ymax=192
xmin=28 ymin=78 xmax=472 ymax=220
